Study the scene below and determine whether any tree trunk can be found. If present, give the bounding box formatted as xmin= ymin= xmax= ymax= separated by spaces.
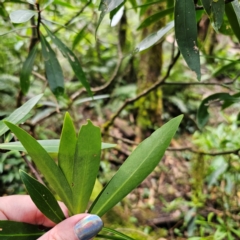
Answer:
xmin=136 ymin=3 xmax=164 ymax=141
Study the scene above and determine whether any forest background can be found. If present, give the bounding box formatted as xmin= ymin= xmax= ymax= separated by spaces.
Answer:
xmin=1 ymin=0 xmax=240 ymax=239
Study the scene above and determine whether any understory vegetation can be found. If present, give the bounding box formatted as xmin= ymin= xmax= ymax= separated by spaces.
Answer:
xmin=1 ymin=0 xmax=240 ymax=239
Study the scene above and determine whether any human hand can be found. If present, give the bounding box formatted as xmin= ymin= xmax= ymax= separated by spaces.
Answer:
xmin=0 ymin=195 xmax=103 ymax=240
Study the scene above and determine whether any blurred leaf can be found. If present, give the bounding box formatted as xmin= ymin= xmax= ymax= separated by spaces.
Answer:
xmin=10 ymin=10 xmax=36 ymax=23
xmin=222 ymin=92 xmax=240 ymax=109
xmin=0 ymin=140 xmax=116 ymax=152
xmin=132 ymin=0 xmax=166 ymax=10
xmin=135 ymin=21 xmax=174 ymax=52
xmin=212 ymin=0 xmax=225 ymax=30
xmin=72 ymin=25 xmax=88 ymax=50
xmin=128 ymin=0 xmax=137 ymax=9
xmin=99 ymin=0 xmax=124 ymax=13
xmin=201 ymin=0 xmax=212 ymax=16
xmin=43 ymin=25 xmax=92 ymax=96
xmin=58 ymin=113 xmax=77 ymax=188
xmin=197 ymin=93 xmax=240 ymax=128
xmin=20 ymin=44 xmax=37 ymax=94
xmin=213 ymin=60 xmax=240 ymax=77
xmin=100 ymin=227 xmax=134 ymax=240
xmin=40 ymin=34 xmax=64 ymax=97
xmin=73 ymin=94 xmax=110 ymax=106
xmin=110 ymin=5 xmax=124 ymax=27
xmin=0 ymin=221 xmax=43 ymax=239
xmin=96 ymin=0 xmax=124 ymax=35
xmin=0 ymin=94 xmax=43 ymax=137
xmin=207 ymin=156 xmax=228 ymax=187
xmin=54 ymin=0 xmax=75 ymax=9
xmin=4 ymin=122 xmax=73 ymax=213
xmin=20 ymin=170 xmax=65 ymax=223
xmin=89 ymin=115 xmax=183 ymax=216
xmin=225 ymin=0 xmax=240 ymax=42
xmin=0 ymin=27 xmax=33 ymax=36
xmin=137 ymin=7 xmax=174 ymax=30
xmin=72 ymin=120 xmax=101 ymax=214
xmin=175 ymin=0 xmax=201 ymax=80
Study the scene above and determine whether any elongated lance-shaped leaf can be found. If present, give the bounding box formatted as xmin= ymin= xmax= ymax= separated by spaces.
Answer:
xmin=225 ymin=0 xmax=240 ymax=42
xmin=201 ymin=0 xmax=212 ymax=16
xmin=0 ymin=140 xmax=116 ymax=153
xmin=0 ymin=94 xmax=43 ymax=137
xmin=135 ymin=21 xmax=174 ymax=52
xmin=10 ymin=9 xmax=36 ymax=23
xmin=212 ymin=0 xmax=225 ymax=30
xmin=96 ymin=0 xmax=124 ymax=36
xmin=72 ymin=24 xmax=88 ymax=50
xmin=137 ymin=7 xmax=174 ymax=30
xmin=175 ymin=0 xmax=201 ymax=80
xmin=4 ymin=122 xmax=73 ymax=214
xmin=42 ymin=25 xmax=92 ymax=96
xmin=72 ymin=120 xmax=101 ymax=214
xmin=197 ymin=93 xmax=240 ymax=129
xmin=20 ymin=44 xmax=38 ymax=95
xmin=20 ymin=170 xmax=65 ymax=224
xmin=58 ymin=112 xmax=77 ymax=187
xmin=40 ymin=34 xmax=64 ymax=97
xmin=0 ymin=221 xmax=44 ymax=239
xmin=89 ymin=115 xmax=183 ymax=216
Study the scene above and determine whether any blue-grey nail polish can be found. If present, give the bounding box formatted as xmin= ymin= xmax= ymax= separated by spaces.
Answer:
xmin=74 ymin=215 xmax=103 ymax=240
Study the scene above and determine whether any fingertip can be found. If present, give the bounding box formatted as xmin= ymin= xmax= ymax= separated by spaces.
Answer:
xmin=74 ymin=215 xmax=103 ymax=240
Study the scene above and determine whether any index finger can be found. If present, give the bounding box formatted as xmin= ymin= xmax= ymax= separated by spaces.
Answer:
xmin=0 ymin=195 xmax=68 ymax=227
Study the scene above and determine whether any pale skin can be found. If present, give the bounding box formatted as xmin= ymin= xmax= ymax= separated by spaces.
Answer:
xmin=0 ymin=195 xmax=89 ymax=240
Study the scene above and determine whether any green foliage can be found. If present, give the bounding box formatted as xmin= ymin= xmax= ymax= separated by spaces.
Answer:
xmin=1 ymin=0 xmax=240 ymax=238
xmin=0 ymin=94 xmax=43 ymax=136
xmin=0 ymin=113 xmax=182 ymax=239
xmin=174 ymin=0 xmax=200 ymax=80
xmin=20 ymin=170 xmax=66 ymax=224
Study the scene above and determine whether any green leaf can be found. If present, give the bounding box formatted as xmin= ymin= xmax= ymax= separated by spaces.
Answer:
xmin=10 ymin=10 xmax=36 ymax=23
xmin=135 ymin=21 xmax=174 ymax=52
xmin=130 ymin=0 xmax=166 ymax=10
xmin=100 ymin=227 xmax=135 ymax=240
xmin=212 ymin=0 xmax=225 ymax=30
xmin=175 ymin=0 xmax=201 ymax=80
xmin=197 ymin=93 xmax=240 ymax=128
xmin=110 ymin=3 xmax=124 ymax=27
xmin=4 ymin=122 xmax=73 ymax=213
xmin=99 ymin=0 xmax=124 ymax=12
xmin=0 ymin=140 xmax=116 ymax=152
xmin=89 ymin=115 xmax=183 ymax=216
xmin=96 ymin=0 xmax=124 ymax=35
xmin=72 ymin=25 xmax=88 ymax=50
xmin=201 ymin=0 xmax=212 ymax=16
xmin=0 ymin=27 xmax=34 ymax=36
xmin=0 ymin=221 xmax=44 ymax=239
xmin=42 ymin=25 xmax=92 ymax=96
xmin=137 ymin=7 xmax=174 ymax=30
xmin=225 ymin=0 xmax=240 ymax=42
xmin=20 ymin=170 xmax=65 ymax=223
xmin=58 ymin=113 xmax=77 ymax=188
xmin=20 ymin=44 xmax=38 ymax=94
xmin=0 ymin=94 xmax=43 ymax=137
xmin=40 ymin=34 xmax=64 ymax=96
xmin=213 ymin=60 xmax=240 ymax=77
xmin=72 ymin=120 xmax=101 ymax=214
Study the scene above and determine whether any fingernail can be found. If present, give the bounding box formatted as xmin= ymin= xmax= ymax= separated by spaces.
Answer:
xmin=74 ymin=215 xmax=103 ymax=240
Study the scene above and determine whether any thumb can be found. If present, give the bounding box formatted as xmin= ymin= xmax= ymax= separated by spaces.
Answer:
xmin=38 ymin=214 xmax=103 ymax=240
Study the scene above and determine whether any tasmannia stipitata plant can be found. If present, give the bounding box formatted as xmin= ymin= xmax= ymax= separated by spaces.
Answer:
xmin=0 ymin=109 xmax=182 ymax=239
